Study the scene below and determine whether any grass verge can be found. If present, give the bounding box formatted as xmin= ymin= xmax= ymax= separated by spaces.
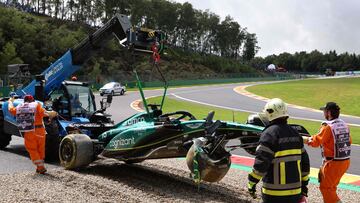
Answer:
xmin=246 ymin=77 xmax=360 ymax=117
xmin=146 ymin=96 xmax=360 ymax=145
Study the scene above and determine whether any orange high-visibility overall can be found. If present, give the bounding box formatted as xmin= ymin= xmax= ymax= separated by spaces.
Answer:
xmin=9 ymin=102 xmax=47 ymax=172
xmin=308 ymin=119 xmax=351 ymax=203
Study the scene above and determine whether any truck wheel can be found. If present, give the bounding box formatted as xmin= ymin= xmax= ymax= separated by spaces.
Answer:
xmin=45 ymin=118 xmax=60 ymax=161
xmin=0 ymin=110 xmax=11 ymax=149
xmin=0 ymin=133 xmax=11 ymax=150
xmin=59 ymin=134 xmax=94 ymax=169
xmin=120 ymin=90 xmax=125 ymax=95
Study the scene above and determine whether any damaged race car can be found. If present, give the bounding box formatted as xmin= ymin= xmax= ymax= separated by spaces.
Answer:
xmin=59 ymin=64 xmax=310 ymax=184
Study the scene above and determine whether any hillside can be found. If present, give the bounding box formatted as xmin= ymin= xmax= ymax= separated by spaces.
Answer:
xmin=0 ymin=5 xmax=261 ymax=85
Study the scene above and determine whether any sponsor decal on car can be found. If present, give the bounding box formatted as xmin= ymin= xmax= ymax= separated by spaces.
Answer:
xmin=126 ymin=117 xmax=145 ymax=126
xmin=110 ymin=137 xmax=135 ymax=148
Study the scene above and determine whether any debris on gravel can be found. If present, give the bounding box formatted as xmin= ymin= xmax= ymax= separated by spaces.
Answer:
xmin=0 ymin=158 xmax=358 ymax=202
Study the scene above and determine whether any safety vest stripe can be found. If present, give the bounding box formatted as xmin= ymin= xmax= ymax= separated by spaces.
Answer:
xmin=333 ymin=157 xmax=350 ymax=160
xmin=302 ymin=175 xmax=309 ymax=181
xmin=275 ymin=149 xmax=302 ymax=157
xmin=250 ymin=171 xmax=262 ymax=180
xmin=248 ymin=181 xmax=256 ymax=188
xmin=33 ymin=160 xmax=43 ymax=164
xmin=263 ymin=182 xmax=301 ymax=190
xmin=262 ymin=188 xmax=301 ymax=196
xmin=280 ymin=162 xmax=286 ymax=184
xmin=297 ymin=160 xmax=301 ymax=182
xmin=272 ymin=155 xmax=301 ymax=163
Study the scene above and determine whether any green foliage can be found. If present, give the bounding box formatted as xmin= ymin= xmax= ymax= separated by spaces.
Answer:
xmin=0 ymin=42 xmax=23 ymax=73
xmin=3 ymin=1 xmax=360 ymax=75
xmin=253 ymin=49 xmax=360 ymax=73
xmin=0 ymin=3 xmax=261 ymax=83
xmin=1 ymin=0 xmax=259 ymax=61
xmin=0 ymin=6 xmax=89 ymax=74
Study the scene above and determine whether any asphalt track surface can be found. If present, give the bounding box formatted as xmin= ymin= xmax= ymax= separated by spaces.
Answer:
xmin=1 ymin=82 xmax=359 ymax=175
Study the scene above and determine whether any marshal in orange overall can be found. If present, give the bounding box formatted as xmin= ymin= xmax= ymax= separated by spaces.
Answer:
xmin=8 ymin=95 xmax=57 ymax=174
xmin=303 ymin=102 xmax=351 ymax=203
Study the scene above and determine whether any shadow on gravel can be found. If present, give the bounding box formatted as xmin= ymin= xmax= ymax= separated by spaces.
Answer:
xmin=3 ymin=144 xmax=29 ymax=158
xmin=3 ymin=144 xmax=60 ymax=165
xmin=76 ymin=159 xmax=253 ymax=203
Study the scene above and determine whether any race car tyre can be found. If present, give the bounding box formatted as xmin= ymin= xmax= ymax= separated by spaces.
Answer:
xmin=45 ymin=118 xmax=60 ymax=161
xmin=0 ymin=110 xmax=11 ymax=149
xmin=59 ymin=134 xmax=94 ymax=169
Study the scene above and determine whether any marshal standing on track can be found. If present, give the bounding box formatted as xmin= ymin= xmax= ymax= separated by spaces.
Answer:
xmin=303 ymin=102 xmax=351 ymax=203
xmin=8 ymin=94 xmax=57 ymax=174
xmin=247 ymin=98 xmax=310 ymax=203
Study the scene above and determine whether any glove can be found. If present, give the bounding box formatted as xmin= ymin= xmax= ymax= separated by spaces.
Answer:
xmin=47 ymin=111 xmax=58 ymax=118
xmin=302 ymin=136 xmax=308 ymax=144
xmin=302 ymin=136 xmax=312 ymax=144
xmin=301 ymin=186 xmax=308 ymax=197
xmin=247 ymin=182 xmax=257 ymax=199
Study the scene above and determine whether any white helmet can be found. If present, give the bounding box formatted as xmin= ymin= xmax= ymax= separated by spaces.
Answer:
xmin=262 ymin=98 xmax=288 ymax=121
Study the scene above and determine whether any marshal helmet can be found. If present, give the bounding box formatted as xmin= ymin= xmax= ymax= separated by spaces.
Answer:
xmin=262 ymin=98 xmax=288 ymax=122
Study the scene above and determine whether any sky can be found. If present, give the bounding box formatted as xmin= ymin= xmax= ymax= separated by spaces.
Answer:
xmin=174 ymin=0 xmax=360 ymax=57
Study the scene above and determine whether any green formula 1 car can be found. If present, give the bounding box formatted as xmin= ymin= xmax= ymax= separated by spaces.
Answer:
xmin=59 ymin=70 xmax=309 ymax=183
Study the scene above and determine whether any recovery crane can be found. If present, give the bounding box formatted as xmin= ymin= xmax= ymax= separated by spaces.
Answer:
xmin=0 ymin=14 xmax=165 ymax=160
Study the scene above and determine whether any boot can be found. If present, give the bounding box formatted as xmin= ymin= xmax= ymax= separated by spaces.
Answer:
xmin=36 ymin=166 xmax=47 ymax=174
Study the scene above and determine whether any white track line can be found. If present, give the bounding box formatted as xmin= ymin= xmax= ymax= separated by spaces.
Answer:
xmin=171 ymin=93 xmax=258 ymax=114
xmin=171 ymin=93 xmax=360 ymax=128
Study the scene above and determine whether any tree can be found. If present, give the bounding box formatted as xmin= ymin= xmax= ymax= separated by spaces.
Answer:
xmin=0 ymin=42 xmax=24 ymax=73
xmin=242 ymin=33 xmax=258 ymax=61
xmin=214 ymin=16 xmax=249 ymax=59
xmin=176 ymin=2 xmax=196 ymax=49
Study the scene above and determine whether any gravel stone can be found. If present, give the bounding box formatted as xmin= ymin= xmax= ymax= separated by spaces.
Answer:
xmin=0 ymin=158 xmax=358 ymax=202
